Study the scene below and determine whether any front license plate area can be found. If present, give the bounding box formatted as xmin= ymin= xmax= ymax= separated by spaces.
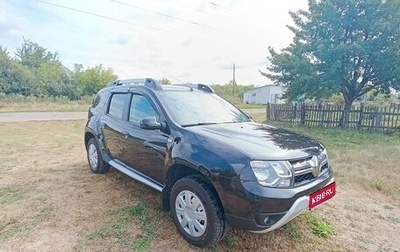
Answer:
xmin=309 ymin=182 xmax=336 ymax=209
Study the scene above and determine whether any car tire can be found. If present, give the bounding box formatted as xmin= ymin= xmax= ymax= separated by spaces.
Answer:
xmin=170 ymin=176 xmax=227 ymax=247
xmin=86 ymin=138 xmax=110 ymax=174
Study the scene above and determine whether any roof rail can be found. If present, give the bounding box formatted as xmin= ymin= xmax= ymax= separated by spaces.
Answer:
xmin=172 ymin=83 xmax=214 ymax=93
xmin=108 ymin=78 xmax=162 ymax=90
xmin=197 ymin=83 xmax=214 ymax=93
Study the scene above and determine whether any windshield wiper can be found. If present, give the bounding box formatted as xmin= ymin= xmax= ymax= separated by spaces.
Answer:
xmin=181 ymin=122 xmax=218 ymax=127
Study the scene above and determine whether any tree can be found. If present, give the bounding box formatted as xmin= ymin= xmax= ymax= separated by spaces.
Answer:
xmin=212 ymin=83 xmax=255 ymax=100
xmin=13 ymin=38 xmax=72 ymax=97
xmin=0 ymin=46 xmax=35 ymax=95
xmin=15 ymin=38 xmax=60 ymax=69
xmin=73 ymin=64 xmax=117 ymax=97
xmin=1 ymin=39 xmax=117 ymax=99
xmin=159 ymin=78 xmax=171 ymax=85
xmin=37 ymin=61 xmax=73 ymax=97
xmin=262 ymin=0 xmax=400 ymax=128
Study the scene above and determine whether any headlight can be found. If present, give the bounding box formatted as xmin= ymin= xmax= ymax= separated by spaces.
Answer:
xmin=250 ymin=161 xmax=293 ymax=188
xmin=317 ymin=148 xmax=328 ymax=164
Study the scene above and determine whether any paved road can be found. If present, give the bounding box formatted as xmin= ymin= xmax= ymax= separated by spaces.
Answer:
xmin=0 ymin=108 xmax=265 ymax=123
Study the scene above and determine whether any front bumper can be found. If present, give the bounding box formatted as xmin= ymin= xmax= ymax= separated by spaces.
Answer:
xmin=223 ymin=173 xmax=334 ymax=232
xmin=252 ymin=195 xmax=309 ymax=233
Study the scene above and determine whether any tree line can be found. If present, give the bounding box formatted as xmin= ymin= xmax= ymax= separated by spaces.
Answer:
xmin=0 ymin=39 xmax=255 ymax=102
xmin=0 ymin=38 xmax=117 ymax=100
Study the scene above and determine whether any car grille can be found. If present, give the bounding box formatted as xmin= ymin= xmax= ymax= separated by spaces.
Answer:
xmin=290 ymin=155 xmax=329 ymax=187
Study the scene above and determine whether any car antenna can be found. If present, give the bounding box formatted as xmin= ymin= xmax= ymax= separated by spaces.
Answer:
xmin=160 ymin=69 xmax=185 ymax=84
xmin=160 ymin=69 xmax=193 ymax=91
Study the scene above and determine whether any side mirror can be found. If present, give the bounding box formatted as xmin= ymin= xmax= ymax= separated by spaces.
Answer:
xmin=140 ymin=117 xmax=162 ymax=130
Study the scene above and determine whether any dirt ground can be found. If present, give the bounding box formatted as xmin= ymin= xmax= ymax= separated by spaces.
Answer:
xmin=0 ymin=120 xmax=399 ymax=252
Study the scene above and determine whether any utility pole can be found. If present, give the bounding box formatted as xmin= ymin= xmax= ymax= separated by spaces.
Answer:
xmin=232 ymin=64 xmax=241 ymax=101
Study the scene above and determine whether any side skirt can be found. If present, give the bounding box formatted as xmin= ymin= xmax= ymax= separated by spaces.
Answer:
xmin=109 ymin=160 xmax=164 ymax=192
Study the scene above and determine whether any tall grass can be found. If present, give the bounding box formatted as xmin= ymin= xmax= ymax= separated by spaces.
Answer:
xmin=0 ymin=93 xmax=92 ymax=112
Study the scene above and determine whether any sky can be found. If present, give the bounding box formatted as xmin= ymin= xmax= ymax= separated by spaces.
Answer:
xmin=0 ymin=0 xmax=308 ymax=86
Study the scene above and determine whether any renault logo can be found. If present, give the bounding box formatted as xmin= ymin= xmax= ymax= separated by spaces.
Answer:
xmin=309 ymin=156 xmax=321 ymax=177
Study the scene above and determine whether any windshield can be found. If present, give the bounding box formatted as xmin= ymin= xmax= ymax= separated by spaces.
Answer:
xmin=157 ymin=90 xmax=251 ymax=126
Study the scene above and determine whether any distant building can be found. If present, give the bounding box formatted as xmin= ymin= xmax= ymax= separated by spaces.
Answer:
xmin=243 ymin=85 xmax=285 ymax=104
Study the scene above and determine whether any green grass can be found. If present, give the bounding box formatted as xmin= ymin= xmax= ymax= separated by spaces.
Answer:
xmin=77 ymin=202 xmax=157 ymax=251
xmin=312 ymin=219 xmax=334 ymax=238
xmin=128 ymin=202 xmax=155 ymax=237
xmin=0 ymin=95 xmax=92 ymax=112
xmin=0 ymin=186 xmax=26 ymax=205
xmin=128 ymin=202 xmax=157 ymax=251
xmin=283 ymin=221 xmax=305 ymax=241
xmin=221 ymin=236 xmax=234 ymax=250
xmin=0 ymin=184 xmax=53 ymax=245
xmin=219 ymin=95 xmax=265 ymax=108
xmin=301 ymin=212 xmax=335 ymax=238
xmin=236 ymin=103 xmax=266 ymax=109
xmin=371 ymin=177 xmax=387 ymax=191
xmin=270 ymin=122 xmax=400 ymax=144
xmin=0 ymin=222 xmax=37 ymax=244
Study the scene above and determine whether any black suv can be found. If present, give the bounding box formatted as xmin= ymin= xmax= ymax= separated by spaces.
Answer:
xmin=84 ymin=78 xmax=335 ymax=247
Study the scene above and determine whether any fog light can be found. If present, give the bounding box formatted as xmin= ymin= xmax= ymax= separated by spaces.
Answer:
xmin=255 ymin=212 xmax=286 ymax=227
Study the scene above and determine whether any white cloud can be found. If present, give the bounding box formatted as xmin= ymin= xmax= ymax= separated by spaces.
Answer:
xmin=0 ymin=0 xmax=308 ymax=85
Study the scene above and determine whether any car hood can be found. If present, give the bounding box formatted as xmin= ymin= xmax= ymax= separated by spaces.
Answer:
xmin=185 ymin=122 xmax=323 ymax=160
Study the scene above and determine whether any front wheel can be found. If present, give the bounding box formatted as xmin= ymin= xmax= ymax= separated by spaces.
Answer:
xmin=170 ymin=176 xmax=227 ymax=247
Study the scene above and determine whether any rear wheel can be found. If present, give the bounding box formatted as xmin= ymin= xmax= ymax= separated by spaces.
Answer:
xmin=170 ymin=176 xmax=227 ymax=247
xmin=86 ymin=138 xmax=110 ymax=174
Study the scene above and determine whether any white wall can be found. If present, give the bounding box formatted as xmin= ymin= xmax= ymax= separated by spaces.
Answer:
xmin=243 ymin=85 xmax=285 ymax=104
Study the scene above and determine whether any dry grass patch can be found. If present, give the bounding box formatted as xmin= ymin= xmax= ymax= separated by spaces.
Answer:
xmin=0 ymin=120 xmax=399 ymax=251
xmin=0 ymin=98 xmax=90 ymax=113
xmin=247 ymin=111 xmax=266 ymax=122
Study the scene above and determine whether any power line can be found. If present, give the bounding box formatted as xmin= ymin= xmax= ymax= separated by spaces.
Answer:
xmin=35 ymin=0 xmax=158 ymax=31
xmin=110 ymin=0 xmax=256 ymax=39
xmin=159 ymin=0 xmax=256 ymax=39
xmin=35 ymin=0 xmax=216 ymax=43
xmin=111 ymin=0 xmax=221 ymax=31
xmin=35 ymin=0 xmax=258 ymax=46
xmin=202 ymin=0 xmax=235 ymax=12
xmin=164 ymin=0 xmax=217 ymax=16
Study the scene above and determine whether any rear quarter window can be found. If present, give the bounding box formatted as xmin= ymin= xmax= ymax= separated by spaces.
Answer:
xmin=91 ymin=94 xmax=101 ymax=108
xmin=107 ymin=93 xmax=126 ymax=119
